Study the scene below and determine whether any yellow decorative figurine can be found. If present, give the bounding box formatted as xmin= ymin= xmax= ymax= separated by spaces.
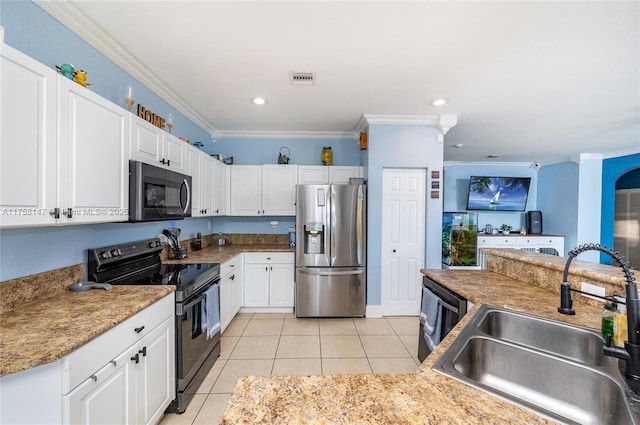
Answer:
xmin=73 ymin=70 xmax=91 ymax=87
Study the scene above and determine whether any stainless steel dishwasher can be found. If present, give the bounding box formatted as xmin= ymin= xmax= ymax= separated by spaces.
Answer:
xmin=418 ymin=277 xmax=468 ymax=362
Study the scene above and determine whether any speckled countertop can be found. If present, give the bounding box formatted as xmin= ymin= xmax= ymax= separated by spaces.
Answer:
xmin=221 ymin=250 xmax=620 ymax=424
xmin=163 ymin=244 xmax=294 ymax=265
xmin=0 ymin=267 xmax=175 ymax=377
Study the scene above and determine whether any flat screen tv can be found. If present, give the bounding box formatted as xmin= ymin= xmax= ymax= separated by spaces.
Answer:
xmin=466 ymin=176 xmax=531 ymax=212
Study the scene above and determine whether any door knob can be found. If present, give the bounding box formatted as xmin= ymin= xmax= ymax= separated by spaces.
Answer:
xmin=392 ymin=249 xmax=397 ymax=253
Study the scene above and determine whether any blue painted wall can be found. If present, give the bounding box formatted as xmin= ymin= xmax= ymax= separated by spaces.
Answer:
xmin=208 ymin=138 xmax=361 ymax=166
xmin=537 ymin=161 xmax=579 ymax=255
xmin=443 ymin=164 xmax=538 ymax=233
xmin=365 ymin=124 xmax=444 ymax=306
xmin=601 ymin=153 xmax=640 ymax=264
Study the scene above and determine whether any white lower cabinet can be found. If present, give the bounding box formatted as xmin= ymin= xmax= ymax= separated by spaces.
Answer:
xmin=220 ymin=255 xmax=243 ymax=333
xmin=243 ymin=253 xmax=295 ymax=308
xmin=0 ymin=294 xmax=175 ymax=425
xmin=63 ymin=301 xmax=175 ymax=425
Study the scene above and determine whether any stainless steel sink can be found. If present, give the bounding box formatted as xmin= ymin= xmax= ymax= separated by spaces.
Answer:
xmin=477 ymin=308 xmax=615 ymax=367
xmin=432 ymin=305 xmax=640 ymax=425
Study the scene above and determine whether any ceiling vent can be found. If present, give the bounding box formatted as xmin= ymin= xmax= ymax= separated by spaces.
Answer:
xmin=289 ymin=72 xmax=315 ymax=86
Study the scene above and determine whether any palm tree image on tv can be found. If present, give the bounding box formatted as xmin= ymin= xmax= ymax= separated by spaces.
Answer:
xmin=467 ymin=177 xmax=531 ymax=211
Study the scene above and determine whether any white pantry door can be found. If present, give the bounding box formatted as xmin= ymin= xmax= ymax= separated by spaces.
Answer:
xmin=381 ymin=168 xmax=426 ymax=316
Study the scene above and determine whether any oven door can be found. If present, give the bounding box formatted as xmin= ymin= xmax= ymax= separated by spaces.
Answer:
xmin=129 ymin=160 xmax=192 ymax=222
xmin=175 ymin=280 xmax=220 ymax=395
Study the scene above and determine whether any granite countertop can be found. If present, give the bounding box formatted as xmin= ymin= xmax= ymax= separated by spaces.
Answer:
xmin=163 ymin=243 xmax=295 ymax=265
xmin=0 ymin=284 xmax=175 ymax=377
xmin=221 ymin=266 xmax=606 ymax=424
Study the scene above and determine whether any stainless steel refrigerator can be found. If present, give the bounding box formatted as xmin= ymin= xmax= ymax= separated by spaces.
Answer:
xmin=295 ymin=184 xmax=366 ymax=317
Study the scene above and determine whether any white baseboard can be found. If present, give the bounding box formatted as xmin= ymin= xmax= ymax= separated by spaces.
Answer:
xmin=239 ymin=307 xmax=294 ymax=314
xmin=365 ymin=305 xmax=384 ymax=318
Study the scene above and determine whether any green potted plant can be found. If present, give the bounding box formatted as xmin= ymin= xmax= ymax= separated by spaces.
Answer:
xmin=500 ymin=224 xmax=513 ymax=235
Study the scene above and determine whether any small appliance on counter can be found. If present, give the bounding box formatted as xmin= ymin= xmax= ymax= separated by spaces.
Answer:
xmin=215 ymin=233 xmax=231 ymax=246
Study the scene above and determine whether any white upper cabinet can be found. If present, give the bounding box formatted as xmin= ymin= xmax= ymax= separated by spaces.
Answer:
xmin=297 ymin=166 xmax=329 ymax=185
xmin=129 ymin=116 xmax=185 ymax=173
xmin=57 ymin=76 xmax=130 ymax=224
xmin=297 ymin=166 xmax=363 ymax=185
xmin=0 ymin=41 xmax=129 ymax=227
xmin=328 ymin=166 xmax=363 ymax=184
xmin=230 ymin=165 xmax=297 ymax=216
xmin=0 ymin=43 xmax=58 ymax=227
xmin=230 ymin=165 xmax=262 ymax=216
xmin=212 ymin=159 xmax=229 ymax=216
xmin=186 ymin=147 xmax=202 ymax=216
xmin=262 ymin=165 xmax=297 ymax=215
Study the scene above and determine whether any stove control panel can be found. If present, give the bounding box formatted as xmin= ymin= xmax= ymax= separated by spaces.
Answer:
xmin=88 ymin=238 xmax=164 ymax=268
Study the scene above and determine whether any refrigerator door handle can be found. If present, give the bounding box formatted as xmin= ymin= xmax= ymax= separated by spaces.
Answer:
xmin=297 ymin=269 xmax=364 ymax=276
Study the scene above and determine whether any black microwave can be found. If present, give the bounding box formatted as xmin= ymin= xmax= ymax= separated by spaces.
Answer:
xmin=129 ymin=160 xmax=192 ymax=222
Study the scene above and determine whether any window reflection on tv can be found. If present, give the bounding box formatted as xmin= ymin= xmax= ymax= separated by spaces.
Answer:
xmin=466 ymin=176 xmax=531 ymax=211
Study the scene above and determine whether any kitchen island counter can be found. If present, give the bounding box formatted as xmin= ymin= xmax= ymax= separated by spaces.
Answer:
xmin=221 ymin=249 xmax=620 ymax=424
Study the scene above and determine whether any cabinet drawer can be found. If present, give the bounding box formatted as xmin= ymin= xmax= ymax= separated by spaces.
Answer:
xmin=64 ymin=293 xmax=174 ymax=393
xmin=244 ymin=252 xmax=294 ymax=264
xmin=516 ymin=237 xmax=538 ymax=247
xmin=221 ymin=254 xmax=242 ymax=277
xmin=538 ymin=236 xmax=563 ymax=246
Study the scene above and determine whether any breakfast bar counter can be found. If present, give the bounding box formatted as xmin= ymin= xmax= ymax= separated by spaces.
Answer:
xmin=220 ymin=249 xmax=627 ymax=424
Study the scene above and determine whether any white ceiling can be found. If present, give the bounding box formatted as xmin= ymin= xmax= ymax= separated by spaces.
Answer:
xmin=43 ymin=1 xmax=639 ymax=163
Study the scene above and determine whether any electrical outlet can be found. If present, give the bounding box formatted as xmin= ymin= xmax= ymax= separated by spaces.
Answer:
xmin=270 ymin=220 xmax=279 ymax=228
xmin=208 ymin=220 xmax=212 ymax=230
xmin=581 ymin=282 xmax=606 ymax=302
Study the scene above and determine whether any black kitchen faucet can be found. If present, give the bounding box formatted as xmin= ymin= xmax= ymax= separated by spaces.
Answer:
xmin=558 ymin=243 xmax=640 ymax=393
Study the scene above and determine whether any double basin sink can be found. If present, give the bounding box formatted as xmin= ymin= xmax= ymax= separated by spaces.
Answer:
xmin=432 ymin=305 xmax=640 ymax=424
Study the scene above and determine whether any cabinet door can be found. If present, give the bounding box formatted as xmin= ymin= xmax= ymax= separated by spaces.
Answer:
xmin=163 ymin=133 xmax=186 ymax=173
xmin=262 ymin=165 xmax=297 ymax=215
xmin=213 ymin=159 xmax=229 ymax=215
xmin=57 ymin=76 xmax=129 ymax=224
xmin=0 ymin=43 xmax=57 ymax=226
xmin=186 ymin=147 xmax=202 ymax=216
xmin=329 ymin=166 xmax=362 ymax=184
xmin=230 ymin=165 xmax=262 ymax=216
xmin=64 ymin=347 xmax=136 ymax=425
xmin=297 ymin=166 xmax=328 ymax=185
xmin=135 ymin=316 xmax=175 ymax=425
xmin=220 ymin=276 xmax=231 ymax=333
xmin=231 ymin=267 xmax=243 ymax=316
xmin=130 ymin=114 xmax=163 ymax=166
xmin=243 ymin=263 xmax=270 ymax=307
xmin=200 ymin=154 xmax=215 ymax=216
xmin=269 ymin=263 xmax=295 ymax=307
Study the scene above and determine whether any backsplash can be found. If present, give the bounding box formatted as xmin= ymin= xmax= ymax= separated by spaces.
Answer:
xmin=0 ymin=264 xmax=84 ymax=314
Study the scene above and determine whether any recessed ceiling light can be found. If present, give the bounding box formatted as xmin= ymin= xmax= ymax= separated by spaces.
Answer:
xmin=430 ymin=98 xmax=447 ymax=106
xmin=251 ymin=97 xmax=266 ymax=105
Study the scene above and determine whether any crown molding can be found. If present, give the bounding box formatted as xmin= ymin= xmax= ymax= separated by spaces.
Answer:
xmin=217 ymin=130 xmax=356 ymax=141
xmin=361 ymin=114 xmax=458 ymax=135
xmin=34 ymin=0 xmax=218 ymax=138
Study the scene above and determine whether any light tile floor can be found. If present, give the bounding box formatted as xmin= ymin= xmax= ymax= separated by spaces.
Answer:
xmin=160 ymin=313 xmax=420 ymax=425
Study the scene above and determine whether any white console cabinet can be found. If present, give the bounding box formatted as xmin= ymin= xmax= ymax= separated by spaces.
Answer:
xmin=477 ymin=235 xmax=564 ymax=268
xmin=0 ymin=294 xmax=175 ymax=425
